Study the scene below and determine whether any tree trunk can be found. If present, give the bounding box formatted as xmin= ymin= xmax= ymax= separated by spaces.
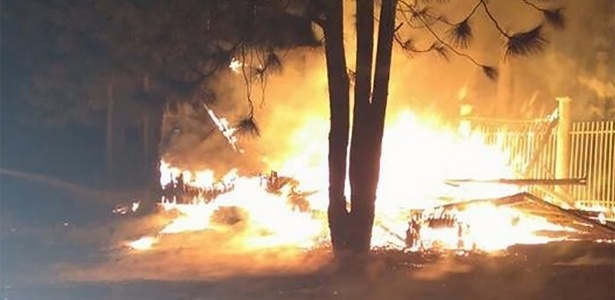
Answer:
xmin=348 ymin=0 xmax=376 ymax=255
xmin=324 ymin=0 xmax=351 ymax=255
xmin=324 ymin=0 xmax=397 ymax=266
xmin=347 ymin=0 xmax=397 ymax=257
xmin=140 ymin=104 xmax=164 ymax=212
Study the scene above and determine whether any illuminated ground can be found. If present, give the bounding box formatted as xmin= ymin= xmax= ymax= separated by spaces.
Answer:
xmin=2 ymin=215 xmax=614 ymax=300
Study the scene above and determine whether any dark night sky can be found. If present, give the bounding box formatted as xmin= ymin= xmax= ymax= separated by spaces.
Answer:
xmin=1 ymin=41 xmax=108 ymax=224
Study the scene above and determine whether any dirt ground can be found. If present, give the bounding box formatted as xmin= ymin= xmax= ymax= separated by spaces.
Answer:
xmin=2 ymin=240 xmax=614 ymax=300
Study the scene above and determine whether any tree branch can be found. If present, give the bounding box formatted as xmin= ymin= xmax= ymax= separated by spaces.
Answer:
xmin=239 ymin=44 xmax=255 ymax=116
xmin=479 ymin=0 xmax=511 ymax=38
xmin=398 ymin=0 xmax=481 ymax=29
xmin=518 ymin=0 xmax=565 ymax=29
xmin=519 ymin=0 xmax=542 ymax=11
xmin=402 ymin=5 xmax=497 ymax=79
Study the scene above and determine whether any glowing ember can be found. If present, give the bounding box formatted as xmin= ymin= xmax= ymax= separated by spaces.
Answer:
xmin=131 ymin=110 xmax=582 ymax=253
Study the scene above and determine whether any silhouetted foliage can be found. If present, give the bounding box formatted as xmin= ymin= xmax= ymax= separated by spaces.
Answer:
xmin=433 ymin=43 xmax=450 ymax=61
xmin=505 ymin=26 xmax=547 ymax=58
xmin=396 ymin=0 xmax=565 ymax=80
xmin=543 ymin=9 xmax=565 ymax=30
xmin=236 ymin=115 xmax=260 ymax=137
xmin=481 ymin=65 xmax=499 ymax=80
xmin=447 ymin=18 xmax=473 ymax=49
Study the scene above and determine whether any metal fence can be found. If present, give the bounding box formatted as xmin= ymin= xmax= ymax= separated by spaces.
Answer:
xmin=570 ymin=120 xmax=615 ymax=208
xmin=468 ymin=112 xmax=615 ymax=209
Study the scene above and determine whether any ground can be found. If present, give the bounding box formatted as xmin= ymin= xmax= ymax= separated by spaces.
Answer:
xmin=2 ymin=212 xmax=614 ymax=300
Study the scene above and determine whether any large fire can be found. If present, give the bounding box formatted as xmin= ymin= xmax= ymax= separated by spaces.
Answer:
xmin=128 ymin=110 xmax=580 ymax=253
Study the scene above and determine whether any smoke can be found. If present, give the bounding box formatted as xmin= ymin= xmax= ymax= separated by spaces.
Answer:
xmin=160 ymin=0 xmax=614 ymax=175
xmin=159 ymin=49 xmax=330 ymax=178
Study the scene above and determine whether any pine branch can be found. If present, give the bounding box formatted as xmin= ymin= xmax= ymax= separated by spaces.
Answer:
xmin=519 ymin=0 xmax=542 ymax=11
xmin=519 ymin=0 xmax=565 ymax=29
xmin=393 ymin=24 xmax=448 ymax=58
xmin=481 ymin=65 xmax=498 ymax=80
xmin=542 ymin=8 xmax=565 ymax=29
xmin=393 ymin=24 xmax=416 ymax=51
xmin=264 ymin=52 xmax=283 ymax=73
xmin=479 ymin=0 xmax=511 ymax=38
xmin=239 ymin=44 xmax=255 ymax=116
xmin=447 ymin=18 xmax=473 ymax=49
xmin=398 ymin=1 xmax=441 ymax=28
xmin=399 ymin=0 xmax=482 ymax=28
xmin=433 ymin=43 xmax=450 ymax=61
xmin=393 ymin=35 xmax=414 ymax=51
xmin=479 ymin=0 xmax=549 ymax=58
xmin=236 ymin=114 xmax=260 ymax=137
xmin=505 ymin=25 xmax=546 ymax=58
xmin=405 ymin=5 xmax=498 ymax=80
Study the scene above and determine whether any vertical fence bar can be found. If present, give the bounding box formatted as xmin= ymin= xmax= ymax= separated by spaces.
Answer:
xmin=581 ymin=122 xmax=591 ymax=200
xmin=595 ymin=121 xmax=600 ymax=203
xmin=599 ymin=121 xmax=605 ymax=203
xmin=586 ymin=121 xmax=592 ymax=204
xmin=575 ymin=123 xmax=583 ymax=202
xmin=555 ymin=98 xmax=572 ymax=200
xmin=571 ymin=123 xmax=579 ymax=201
xmin=590 ymin=122 xmax=600 ymax=203
xmin=607 ymin=121 xmax=614 ymax=208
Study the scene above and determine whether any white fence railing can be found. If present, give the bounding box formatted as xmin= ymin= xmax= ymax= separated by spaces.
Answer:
xmin=466 ymin=100 xmax=615 ymax=209
xmin=570 ymin=120 xmax=615 ymax=208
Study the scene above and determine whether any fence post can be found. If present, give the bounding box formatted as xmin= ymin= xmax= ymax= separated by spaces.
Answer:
xmin=555 ymin=97 xmax=572 ymax=196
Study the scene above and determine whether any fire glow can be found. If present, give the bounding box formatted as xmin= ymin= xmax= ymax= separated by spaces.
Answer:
xmin=129 ymin=110 xmax=577 ymax=253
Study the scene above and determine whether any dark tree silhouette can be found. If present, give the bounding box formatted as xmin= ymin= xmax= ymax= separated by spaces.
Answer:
xmin=4 ymin=0 xmax=318 ymax=199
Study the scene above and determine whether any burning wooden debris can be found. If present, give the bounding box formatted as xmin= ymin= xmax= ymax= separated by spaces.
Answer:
xmin=404 ymin=210 xmax=473 ymax=252
xmin=160 ymin=170 xmax=313 ymax=213
xmin=403 ymin=192 xmax=615 ymax=253
xmin=161 ymin=173 xmax=235 ymax=204
xmin=112 ymin=200 xmax=141 ymax=215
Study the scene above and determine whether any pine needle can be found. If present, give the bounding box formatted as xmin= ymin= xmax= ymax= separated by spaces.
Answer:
xmin=447 ymin=18 xmax=473 ymax=49
xmin=543 ymin=8 xmax=565 ymax=30
xmin=236 ymin=115 xmax=260 ymax=137
xmin=433 ymin=44 xmax=450 ymax=61
xmin=402 ymin=38 xmax=416 ymax=51
xmin=481 ymin=65 xmax=498 ymax=80
xmin=264 ymin=52 xmax=283 ymax=73
xmin=505 ymin=25 xmax=546 ymax=58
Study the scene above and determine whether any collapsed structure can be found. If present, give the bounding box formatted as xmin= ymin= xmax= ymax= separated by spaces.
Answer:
xmin=154 ymin=165 xmax=615 ymax=254
xmin=405 ymin=191 xmax=615 ymax=252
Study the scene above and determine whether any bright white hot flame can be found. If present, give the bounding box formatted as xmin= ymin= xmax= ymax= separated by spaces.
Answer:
xmin=229 ymin=58 xmax=243 ymax=73
xmin=128 ymin=236 xmax=158 ymax=251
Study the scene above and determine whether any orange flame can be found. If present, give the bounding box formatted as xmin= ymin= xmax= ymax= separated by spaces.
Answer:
xmin=132 ymin=110 xmax=577 ymax=253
